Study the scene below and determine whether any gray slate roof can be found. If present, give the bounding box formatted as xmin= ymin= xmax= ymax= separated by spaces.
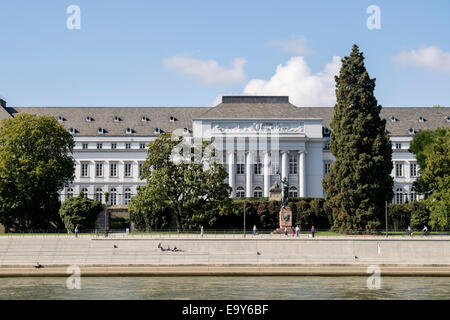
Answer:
xmin=5 ymin=107 xmax=208 ymax=137
xmin=1 ymin=96 xmax=449 ymax=137
xmin=0 ymin=105 xmax=12 ymax=120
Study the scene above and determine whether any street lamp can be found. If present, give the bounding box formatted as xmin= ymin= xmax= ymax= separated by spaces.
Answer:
xmin=243 ymin=200 xmax=246 ymax=238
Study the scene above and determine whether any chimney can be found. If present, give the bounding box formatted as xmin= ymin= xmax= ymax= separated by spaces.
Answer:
xmin=222 ymin=96 xmax=289 ymax=103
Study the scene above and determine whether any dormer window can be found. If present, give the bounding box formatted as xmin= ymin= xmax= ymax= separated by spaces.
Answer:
xmin=154 ymin=128 xmax=161 ymax=134
xmin=68 ymin=128 xmax=75 ymax=134
xmin=446 ymin=116 xmax=450 ymax=123
xmin=57 ymin=116 xmax=64 ymax=122
xmin=418 ymin=116 xmax=425 ymax=122
xmin=141 ymin=116 xmax=148 ymax=122
xmin=86 ymin=116 xmax=93 ymax=122
xmin=98 ymin=127 xmax=104 ymax=134
xmin=183 ymin=128 xmax=189 ymax=134
xmin=114 ymin=116 xmax=120 ymax=122
xmin=408 ymin=128 xmax=415 ymax=135
xmin=126 ymin=127 xmax=132 ymax=134
xmin=169 ymin=116 xmax=176 ymax=122
xmin=390 ymin=116 xmax=398 ymax=122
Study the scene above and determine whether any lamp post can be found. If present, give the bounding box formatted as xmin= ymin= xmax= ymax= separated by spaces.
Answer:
xmin=243 ymin=200 xmax=246 ymax=238
xmin=385 ymin=201 xmax=388 ymax=237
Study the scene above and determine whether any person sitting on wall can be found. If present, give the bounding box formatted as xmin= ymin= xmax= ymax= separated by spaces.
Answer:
xmin=172 ymin=246 xmax=179 ymax=252
xmin=35 ymin=262 xmax=43 ymax=269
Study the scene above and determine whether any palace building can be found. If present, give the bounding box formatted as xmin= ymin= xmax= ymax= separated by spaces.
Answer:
xmin=0 ymin=96 xmax=449 ymax=206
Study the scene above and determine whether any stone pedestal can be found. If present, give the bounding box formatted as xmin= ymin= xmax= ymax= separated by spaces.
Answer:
xmin=272 ymin=207 xmax=293 ymax=234
xmin=279 ymin=207 xmax=292 ymax=228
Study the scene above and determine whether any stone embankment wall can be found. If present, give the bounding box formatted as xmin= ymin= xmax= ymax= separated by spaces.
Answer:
xmin=1 ymin=236 xmax=449 ymax=266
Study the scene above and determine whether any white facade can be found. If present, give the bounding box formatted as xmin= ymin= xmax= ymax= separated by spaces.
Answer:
xmin=3 ymin=96 xmax=444 ymax=205
xmin=64 ymin=115 xmax=424 ymax=205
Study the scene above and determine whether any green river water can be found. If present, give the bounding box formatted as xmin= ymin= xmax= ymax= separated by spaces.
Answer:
xmin=0 ymin=276 xmax=449 ymax=299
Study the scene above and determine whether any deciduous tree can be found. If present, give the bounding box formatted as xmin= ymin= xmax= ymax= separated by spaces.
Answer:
xmin=0 ymin=114 xmax=74 ymax=231
xmin=129 ymin=133 xmax=232 ymax=231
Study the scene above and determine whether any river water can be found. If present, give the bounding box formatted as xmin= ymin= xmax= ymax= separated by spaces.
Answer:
xmin=0 ymin=276 xmax=449 ymax=299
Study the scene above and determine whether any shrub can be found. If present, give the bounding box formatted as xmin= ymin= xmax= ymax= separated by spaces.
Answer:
xmin=59 ymin=195 xmax=103 ymax=232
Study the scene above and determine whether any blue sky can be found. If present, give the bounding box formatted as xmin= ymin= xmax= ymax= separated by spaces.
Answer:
xmin=0 ymin=0 xmax=449 ymax=107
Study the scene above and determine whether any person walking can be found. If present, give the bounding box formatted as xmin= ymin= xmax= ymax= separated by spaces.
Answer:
xmin=74 ymin=226 xmax=79 ymax=238
xmin=200 ymin=225 xmax=204 ymax=238
xmin=284 ymin=227 xmax=287 ymax=236
xmin=311 ymin=225 xmax=316 ymax=238
xmin=295 ymin=225 xmax=300 ymax=237
xmin=253 ymin=225 xmax=257 ymax=236
xmin=406 ymin=226 xmax=412 ymax=237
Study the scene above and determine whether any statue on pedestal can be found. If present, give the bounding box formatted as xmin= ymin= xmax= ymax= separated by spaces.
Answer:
xmin=278 ymin=171 xmax=289 ymax=208
xmin=270 ymin=172 xmax=293 ymax=234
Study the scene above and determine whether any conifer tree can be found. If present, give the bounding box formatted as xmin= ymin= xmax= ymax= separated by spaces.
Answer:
xmin=322 ymin=44 xmax=393 ymax=232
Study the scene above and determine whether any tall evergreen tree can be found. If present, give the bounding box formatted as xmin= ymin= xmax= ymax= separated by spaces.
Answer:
xmin=322 ymin=44 xmax=393 ymax=232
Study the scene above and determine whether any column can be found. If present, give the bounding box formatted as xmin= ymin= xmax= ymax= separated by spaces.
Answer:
xmin=246 ymin=151 xmax=253 ymax=197
xmin=281 ymin=151 xmax=289 ymax=181
xmin=299 ymin=150 xmax=306 ymax=197
xmin=263 ymin=151 xmax=271 ymax=197
xmin=228 ymin=151 xmax=235 ymax=197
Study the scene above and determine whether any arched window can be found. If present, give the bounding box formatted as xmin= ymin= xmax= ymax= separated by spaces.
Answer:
xmin=124 ymin=188 xmax=132 ymax=205
xmin=67 ymin=188 xmax=74 ymax=198
xmin=395 ymin=188 xmax=404 ymax=204
xmin=253 ymin=186 xmax=263 ymax=198
xmin=110 ymin=188 xmax=117 ymax=205
xmin=236 ymin=187 xmax=245 ymax=198
xmin=289 ymin=186 xmax=298 ymax=198
xmin=95 ymin=188 xmax=103 ymax=203
xmin=81 ymin=188 xmax=89 ymax=198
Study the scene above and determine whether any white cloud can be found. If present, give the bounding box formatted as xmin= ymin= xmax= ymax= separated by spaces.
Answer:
xmin=267 ymin=35 xmax=312 ymax=55
xmin=243 ymin=56 xmax=341 ymax=107
xmin=163 ymin=56 xmax=247 ymax=84
xmin=393 ymin=45 xmax=450 ymax=73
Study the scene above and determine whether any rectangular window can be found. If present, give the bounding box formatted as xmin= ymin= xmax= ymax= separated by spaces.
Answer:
xmin=126 ymin=143 xmax=131 ymax=149
xmin=110 ymin=163 xmax=117 ymax=177
xmin=82 ymin=143 xmax=88 ymax=150
xmin=236 ymin=153 xmax=245 ymax=175
xmin=271 ymin=153 xmax=279 ymax=175
xmin=140 ymin=143 xmax=146 ymax=149
xmin=395 ymin=163 xmax=403 ymax=177
xmin=324 ymin=162 xmax=331 ymax=176
xmin=81 ymin=163 xmax=89 ymax=177
xmin=95 ymin=163 xmax=103 ymax=177
xmin=124 ymin=189 xmax=132 ymax=205
xmin=124 ymin=163 xmax=132 ymax=177
xmin=410 ymin=163 xmax=418 ymax=177
xmin=289 ymin=154 xmax=298 ymax=174
xmin=253 ymin=155 xmax=262 ymax=175
xmin=395 ymin=143 xmax=402 ymax=149
xmin=396 ymin=190 xmax=404 ymax=204
xmin=323 ymin=142 xmax=330 ymax=150
xmin=111 ymin=143 xmax=117 ymax=149
xmin=138 ymin=163 xmax=143 ymax=178
xmin=97 ymin=143 xmax=103 ymax=149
